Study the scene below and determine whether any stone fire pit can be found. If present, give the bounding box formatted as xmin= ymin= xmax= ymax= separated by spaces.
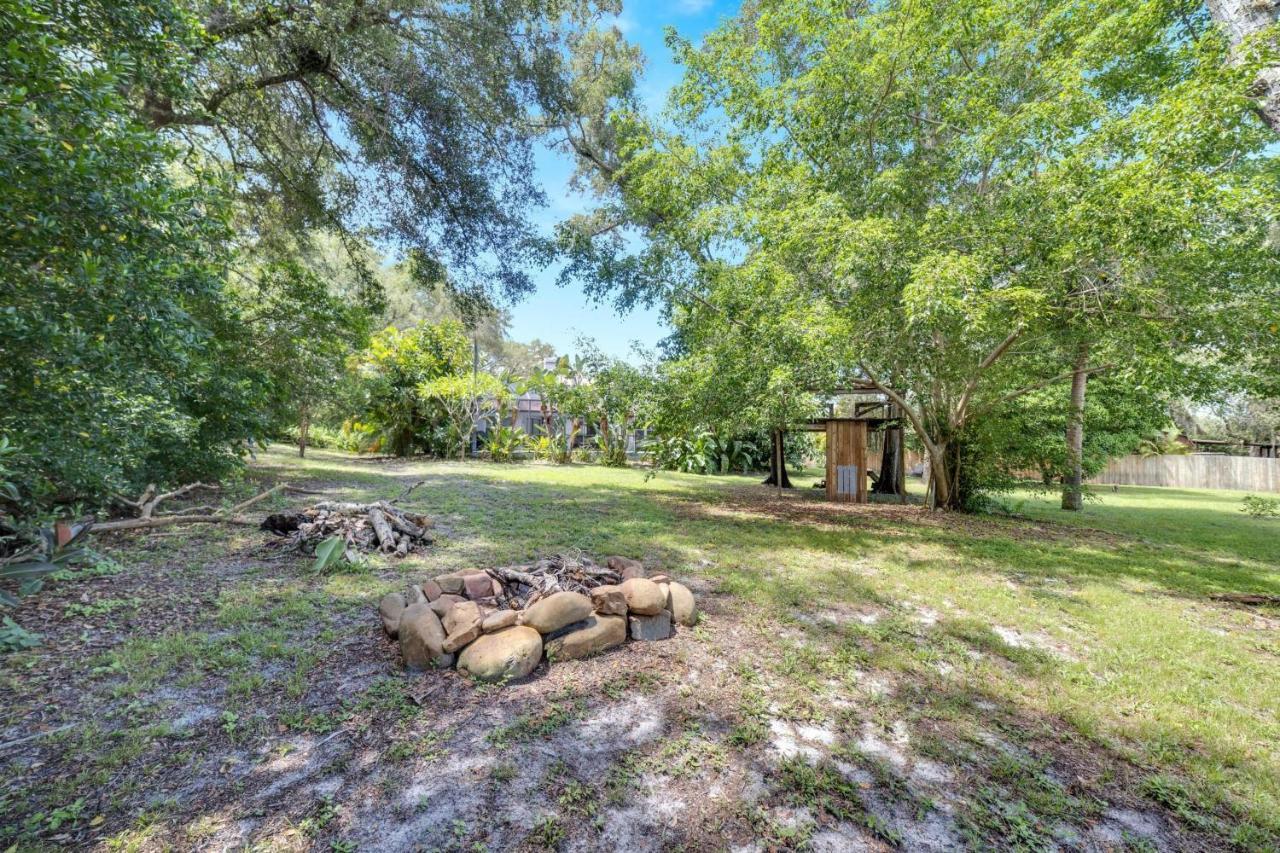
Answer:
xmin=377 ymin=555 xmax=698 ymax=682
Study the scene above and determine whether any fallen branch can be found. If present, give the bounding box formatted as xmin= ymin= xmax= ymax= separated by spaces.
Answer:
xmin=93 ymin=483 xmax=286 ymax=533
xmin=390 ymin=479 xmax=426 ymax=504
xmin=227 ymin=483 xmax=286 ymax=515
xmin=90 ymin=513 xmax=259 ymax=532
xmin=284 ymin=485 xmax=327 ymax=495
xmin=113 ymin=482 xmax=219 ymax=519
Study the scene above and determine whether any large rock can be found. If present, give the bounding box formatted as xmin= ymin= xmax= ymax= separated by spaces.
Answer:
xmin=621 ymin=578 xmax=665 ymax=616
xmin=443 ymin=622 xmax=482 ymax=653
xmin=668 ymin=582 xmax=698 ymax=626
xmin=429 ymin=593 xmax=466 ymax=619
xmin=607 ymin=556 xmax=646 ymax=580
xmin=379 ymin=592 xmax=406 ymax=638
xmin=545 ymin=615 xmax=626 ymax=662
xmin=629 ymin=610 xmax=672 ymax=641
xmin=482 ymin=609 xmax=519 ymax=633
xmin=420 ymin=579 xmax=443 ymax=602
xmin=521 ymin=591 xmax=593 ymax=635
xmin=435 ymin=573 xmax=467 ymax=596
xmin=590 ymin=584 xmax=628 ymax=617
xmin=463 ymin=572 xmax=495 ymax=600
xmin=457 ymin=626 xmax=543 ymax=682
xmin=399 ymin=603 xmax=453 ymax=669
xmin=443 ymin=600 xmax=482 ymax=636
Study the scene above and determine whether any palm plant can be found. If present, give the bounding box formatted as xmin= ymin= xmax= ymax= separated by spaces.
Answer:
xmin=1136 ymin=427 xmax=1192 ymax=458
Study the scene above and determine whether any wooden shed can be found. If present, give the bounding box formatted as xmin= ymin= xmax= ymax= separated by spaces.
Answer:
xmin=823 ymin=419 xmax=869 ymax=502
xmin=791 ymin=400 xmax=904 ymax=503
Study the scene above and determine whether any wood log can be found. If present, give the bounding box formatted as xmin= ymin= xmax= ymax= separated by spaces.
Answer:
xmin=91 ymin=514 xmax=258 ymax=532
xmin=227 ymin=483 xmax=286 ymax=515
xmin=312 ymin=501 xmax=374 ymax=515
xmin=380 ymin=505 xmax=425 ymax=539
xmin=487 ymin=566 xmax=541 ymax=588
xmin=367 ymin=507 xmax=397 ymax=552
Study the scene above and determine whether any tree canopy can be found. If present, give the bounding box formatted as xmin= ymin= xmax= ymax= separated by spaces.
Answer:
xmin=560 ymin=0 xmax=1280 ymax=508
xmin=0 ymin=1 xmax=264 ymax=505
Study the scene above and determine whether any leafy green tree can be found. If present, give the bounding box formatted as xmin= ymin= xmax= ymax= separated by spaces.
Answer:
xmin=495 ymin=340 xmax=559 ymax=377
xmin=563 ymin=0 xmax=1280 ymax=510
xmin=228 ymin=257 xmax=373 ymax=456
xmin=967 ymin=379 xmax=1170 ymax=491
xmin=420 ymin=373 xmax=505 ymax=461
xmin=110 ymin=0 xmax=622 ymax=310
xmin=518 ymin=362 xmax=571 ymax=440
xmin=0 ymin=1 xmax=267 ymax=509
xmin=572 ymin=344 xmax=651 ymax=466
xmin=351 ymin=321 xmax=470 ymax=456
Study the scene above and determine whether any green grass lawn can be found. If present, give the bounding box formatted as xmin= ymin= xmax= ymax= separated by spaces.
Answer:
xmin=2 ymin=446 xmax=1277 ymax=850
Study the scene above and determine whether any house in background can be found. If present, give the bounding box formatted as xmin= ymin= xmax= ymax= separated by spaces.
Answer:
xmin=476 ymin=357 xmax=649 ymax=452
xmin=1185 ymin=436 xmax=1235 ymax=454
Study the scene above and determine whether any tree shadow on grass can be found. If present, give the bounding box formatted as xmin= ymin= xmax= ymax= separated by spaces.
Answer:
xmin=665 ymin=485 xmax=1280 ymax=602
xmin=5 ymin=453 xmax=1274 ymax=849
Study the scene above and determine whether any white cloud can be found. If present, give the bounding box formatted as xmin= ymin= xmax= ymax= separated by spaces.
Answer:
xmin=603 ymin=12 xmax=637 ymax=33
xmin=676 ymin=0 xmax=713 ymax=13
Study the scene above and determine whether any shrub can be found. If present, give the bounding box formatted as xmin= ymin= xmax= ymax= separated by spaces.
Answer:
xmin=527 ymin=434 xmax=559 ymax=462
xmin=646 ymin=428 xmax=811 ymax=475
xmin=485 ymin=426 xmax=527 ymax=463
xmin=1240 ymin=495 xmax=1280 ymax=519
xmin=0 ymin=5 xmax=266 ymax=512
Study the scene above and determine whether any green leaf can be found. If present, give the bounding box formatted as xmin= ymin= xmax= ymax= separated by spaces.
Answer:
xmin=311 ymin=536 xmax=346 ymax=573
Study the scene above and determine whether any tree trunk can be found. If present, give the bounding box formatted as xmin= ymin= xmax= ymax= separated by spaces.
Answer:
xmin=762 ymin=430 xmax=793 ymax=488
xmin=298 ymin=405 xmax=310 ymax=458
xmin=925 ymin=440 xmax=965 ymax=511
xmin=1206 ymin=0 xmax=1280 ymax=132
xmin=872 ymin=426 xmax=904 ymax=496
xmin=1061 ymin=341 xmax=1090 ymax=511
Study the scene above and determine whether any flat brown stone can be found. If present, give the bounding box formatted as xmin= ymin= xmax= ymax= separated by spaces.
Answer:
xmin=463 ymin=572 xmax=493 ymax=600
xmin=590 ymin=584 xmax=628 ymax=616
xmin=545 ymin=615 xmax=626 ymax=661
xmin=429 ymin=594 xmax=465 ymax=619
xmin=379 ymin=592 xmax=406 ymax=638
xmin=607 ymin=555 xmax=646 ymax=580
xmin=435 ymin=573 xmax=466 ymax=596
xmin=443 ymin=600 xmax=482 ymax=636
xmin=521 ymin=591 xmax=593 ymax=634
xmin=442 ymin=622 xmax=482 ymax=653
xmin=482 ymin=610 xmax=519 ymax=632
xmin=457 ymin=626 xmax=543 ymax=682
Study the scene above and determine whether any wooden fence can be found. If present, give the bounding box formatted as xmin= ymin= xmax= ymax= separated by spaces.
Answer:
xmin=1089 ymin=454 xmax=1280 ymax=493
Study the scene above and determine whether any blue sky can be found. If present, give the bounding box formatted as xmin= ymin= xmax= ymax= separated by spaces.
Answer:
xmin=503 ymin=0 xmax=739 ymax=361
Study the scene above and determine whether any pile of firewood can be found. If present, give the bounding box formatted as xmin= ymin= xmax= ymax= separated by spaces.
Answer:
xmin=261 ymin=500 xmax=433 ymax=560
xmin=484 ymin=553 xmax=621 ymax=610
